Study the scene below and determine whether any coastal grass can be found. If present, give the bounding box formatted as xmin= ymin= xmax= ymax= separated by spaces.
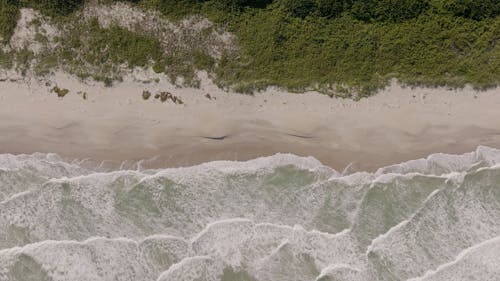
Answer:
xmin=0 ymin=0 xmax=499 ymax=97
xmin=16 ymin=9 xmax=215 ymax=87
xmin=0 ymin=49 xmax=14 ymax=69
xmin=57 ymin=18 xmax=164 ymax=85
xmin=0 ymin=0 xmax=19 ymax=44
xmin=216 ymin=10 xmax=500 ymax=96
xmin=131 ymin=0 xmax=500 ymax=96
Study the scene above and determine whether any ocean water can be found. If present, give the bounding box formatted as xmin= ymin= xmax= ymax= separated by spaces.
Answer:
xmin=0 ymin=147 xmax=499 ymax=281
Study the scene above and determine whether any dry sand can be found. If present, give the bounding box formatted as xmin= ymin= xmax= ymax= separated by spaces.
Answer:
xmin=1 ymin=72 xmax=499 ymax=172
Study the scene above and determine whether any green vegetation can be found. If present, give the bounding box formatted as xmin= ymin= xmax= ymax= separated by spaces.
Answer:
xmin=57 ymin=18 xmax=163 ymax=85
xmin=0 ymin=49 xmax=14 ymax=69
xmin=52 ymin=86 xmax=69 ymax=97
xmin=218 ymin=0 xmax=499 ymax=95
xmin=142 ymin=90 xmax=151 ymax=100
xmin=0 ymin=0 xmax=498 ymax=97
xmin=0 ymin=0 xmax=19 ymax=44
xmin=215 ymin=0 xmax=499 ymax=95
xmin=219 ymin=9 xmax=499 ymax=95
xmin=20 ymin=0 xmax=84 ymax=17
xmin=0 ymin=0 xmax=82 ymax=43
xmin=42 ymin=12 xmax=214 ymax=87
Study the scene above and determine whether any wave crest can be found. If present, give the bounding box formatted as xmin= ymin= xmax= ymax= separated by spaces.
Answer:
xmin=1 ymin=147 xmax=500 ymax=280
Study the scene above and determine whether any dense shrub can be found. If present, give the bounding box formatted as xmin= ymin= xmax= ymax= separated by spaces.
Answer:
xmin=21 ymin=0 xmax=84 ymax=16
xmin=441 ymin=0 xmax=500 ymax=20
xmin=276 ymin=0 xmax=316 ymax=18
xmin=350 ymin=0 xmax=429 ymax=22
xmin=220 ymin=9 xmax=499 ymax=95
xmin=0 ymin=0 xmax=19 ymax=43
xmin=1 ymin=0 xmax=499 ymax=95
xmin=315 ymin=0 xmax=352 ymax=18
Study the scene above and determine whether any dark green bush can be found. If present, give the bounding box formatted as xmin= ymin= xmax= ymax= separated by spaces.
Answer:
xmin=441 ymin=0 xmax=500 ymax=20
xmin=276 ymin=0 xmax=315 ymax=18
xmin=315 ymin=0 xmax=352 ymax=18
xmin=1 ymin=0 xmax=498 ymax=95
xmin=213 ymin=0 xmax=273 ymax=11
xmin=20 ymin=0 xmax=84 ymax=16
xmin=0 ymin=1 xmax=19 ymax=44
xmin=351 ymin=0 xmax=429 ymax=22
xmin=219 ymin=9 xmax=499 ymax=94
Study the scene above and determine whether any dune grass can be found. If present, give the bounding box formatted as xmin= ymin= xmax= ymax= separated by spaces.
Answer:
xmin=0 ymin=0 xmax=498 ymax=97
xmin=215 ymin=10 xmax=499 ymax=96
xmin=0 ymin=1 xmax=19 ymax=44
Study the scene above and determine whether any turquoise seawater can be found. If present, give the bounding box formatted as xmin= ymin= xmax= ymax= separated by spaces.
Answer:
xmin=0 ymin=147 xmax=499 ymax=281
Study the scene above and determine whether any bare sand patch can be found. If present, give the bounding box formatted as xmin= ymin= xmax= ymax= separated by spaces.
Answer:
xmin=0 ymin=72 xmax=499 ymax=171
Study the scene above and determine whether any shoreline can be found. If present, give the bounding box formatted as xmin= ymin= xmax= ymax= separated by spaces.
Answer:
xmin=1 ymin=73 xmax=500 ymax=172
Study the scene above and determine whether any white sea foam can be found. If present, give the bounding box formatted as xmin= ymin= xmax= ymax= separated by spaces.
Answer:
xmin=0 ymin=147 xmax=499 ymax=280
xmin=407 ymin=235 xmax=500 ymax=281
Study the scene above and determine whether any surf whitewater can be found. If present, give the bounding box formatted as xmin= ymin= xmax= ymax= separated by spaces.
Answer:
xmin=0 ymin=146 xmax=499 ymax=281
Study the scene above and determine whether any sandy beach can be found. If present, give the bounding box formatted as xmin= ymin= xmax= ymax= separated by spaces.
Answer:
xmin=1 ymin=71 xmax=499 ymax=172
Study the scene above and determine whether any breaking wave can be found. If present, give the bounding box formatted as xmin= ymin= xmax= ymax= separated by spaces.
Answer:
xmin=0 ymin=146 xmax=499 ymax=281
